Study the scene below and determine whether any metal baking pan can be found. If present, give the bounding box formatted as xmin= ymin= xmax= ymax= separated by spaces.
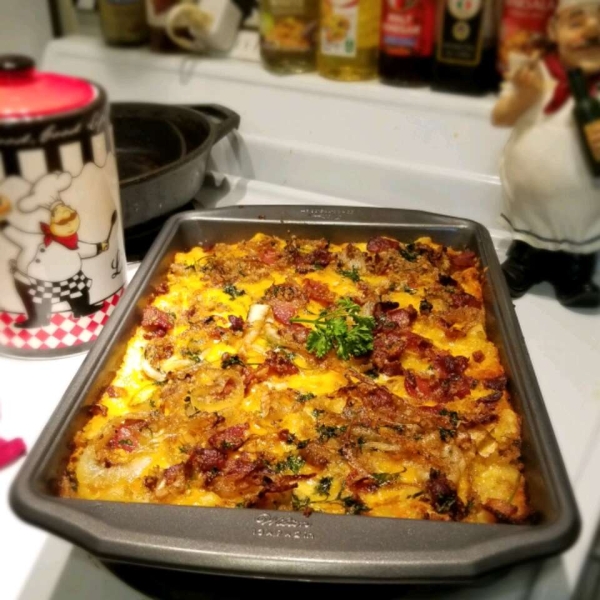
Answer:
xmin=10 ymin=206 xmax=580 ymax=585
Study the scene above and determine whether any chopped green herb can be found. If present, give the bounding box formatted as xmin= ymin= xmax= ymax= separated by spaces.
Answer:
xmin=275 ymin=455 xmax=305 ymax=475
xmin=316 ymin=476 xmax=333 ymax=497
xmin=316 ymin=424 xmax=347 ymax=442
xmin=407 ymin=491 xmax=424 ymax=499
xmin=223 ymin=284 xmax=246 ymax=299
xmin=338 ymin=267 xmax=361 ymax=282
xmin=179 ymin=445 xmax=191 ymax=454
xmin=439 ymin=409 xmax=460 ymax=428
xmin=221 ymin=354 xmax=244 ymax=369
xmin=342 ymin=496 xmax=370 ymax=515
xmin=399 ymin=245 xmax=418 ymax=262
xmin=118 ymin=439 xmax=133 ymax=447
xmin=296 ymin=439 xmax=309 ymax=449
xmin=182 ymin=349 xmax=202 ymax=363
xmin=420 ymin=298 xmax=433 ymax=313
xmin=403 ymin=285 xmax=416 ymax=294
xmin=364 ymin=368 xmax=379 ymax=379
xmin=439 ymin=427 xmax=457 ymax=442
xmin=292 ymin=493 xmax=312 ymax=511
xmin=371 ymin=471 xmax=404 ymax=487
xmin=296 ymin=392 xmax=316 ymax=404
xmin=292 ymin=298 xmax=375 ymax=360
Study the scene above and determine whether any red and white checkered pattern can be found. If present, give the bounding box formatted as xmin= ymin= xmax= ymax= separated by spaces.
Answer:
xmin=0 ymin=288 xmax=124 ymax=355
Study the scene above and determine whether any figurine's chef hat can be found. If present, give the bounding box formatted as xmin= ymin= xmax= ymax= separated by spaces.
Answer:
xmin=557 ymin=0 xmax=600 ymax=12
xmin=17 ymin=172 xmax=72 ymax=213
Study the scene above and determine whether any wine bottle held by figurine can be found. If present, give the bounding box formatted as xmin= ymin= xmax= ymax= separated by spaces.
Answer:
xmin=568 ymin=68 xmax=600 ymax=180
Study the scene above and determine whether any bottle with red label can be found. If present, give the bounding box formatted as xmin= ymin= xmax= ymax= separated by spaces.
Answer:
xmin=379 ymin=0 xmax=436 ymax=86
xmin=498 ymin=0 xmax=556 ymax=75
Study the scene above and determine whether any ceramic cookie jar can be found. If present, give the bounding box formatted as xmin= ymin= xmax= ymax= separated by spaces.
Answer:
xmin=0 ymin=55 xmax=126 ymax=358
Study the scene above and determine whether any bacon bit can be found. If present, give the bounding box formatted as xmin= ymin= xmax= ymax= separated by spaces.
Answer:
xmin=185 ymin=447 xmax=227 ymax=478
xmin=141 ymin=307 xmax=174 ymax=339
xmin=289 ymin=322 xmax=309 ymax=344
xmin=143 ymin=476 xmax=158 ymax=491
xmin=106 ymin=385 xmax=124 ymax=398
xmin=278 ymin=429 xmax=293 ymax=443
xmin=302 ymin=279 xmax=335 ymax=306
xmin=449 ymin=292 xmax=482 ymax=309
xmin=107 ymin=419 xmax=147 ymax=452
xmin=216 ymin=377 xmax=237 ymax=399
xmin=484 ymin=376 xmax=508 ymax=391
xmin=472 ymin=350 xmax=485 ymax=363
xmin=208 ymin=423 xmax=249 ymax=451
xmin=298 ymin=248 xmax=334 ymax=272
xmin=450 ymin=250 xmax=477 ymax=271
xmin=387 ymin=306 xmax=418 ymax=328
xmin=477 ymin=391 xmax=503 ymax=405
xmin=403 ymin=332 xmax=433 ymax=355
xmin=163 ymin=463 xmax=185 ymax=486
xmin=433 ymin=354 xmax=469 ymax=379
xmin=373 ymin=301 xmax=399 ymax=320
xmin=367 ymin=236 xmax=400 ymax=253
xmin=241 ymin=366 xmax=256 ymax=395
xmin=364 ymin=386 xmax=397 ymax=411
xmin=271 ymin=301 xmax=298 ymax=325
xmin=372 ymin=330 xmax=406 ymax=376
xmin=262 ymin=350 xmax=299 ymax=377
xmin=259 ymin=248 xmax=281 ymax=265
xmin=87 ymin=403 xmax=108 ymax=417
xmin=438 ymin=274 xmax=457 ymax=287
xmin=228 ymin=315 xmax=245 ymax=331
xmin=404 ymin=371 xmax=438 ymax=399
xmin=426 ymin=468 xmax=466 ymax=520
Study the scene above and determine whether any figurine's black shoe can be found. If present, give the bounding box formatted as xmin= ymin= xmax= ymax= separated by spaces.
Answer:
xmin=552 ymin=252 xmax=600 ymax=308
xmin=501 ymin=241 xmax=546 ymax=298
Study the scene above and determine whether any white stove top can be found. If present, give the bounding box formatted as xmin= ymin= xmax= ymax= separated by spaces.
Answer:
xmin=1 ymin=35 xmax=599 ymax=600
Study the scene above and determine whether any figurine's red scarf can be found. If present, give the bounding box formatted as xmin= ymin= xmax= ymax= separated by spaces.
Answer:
xmin=544 ymin=53 xmax=600 ymax=114
xmin=40 ymin=222 xmax=79 ymax=250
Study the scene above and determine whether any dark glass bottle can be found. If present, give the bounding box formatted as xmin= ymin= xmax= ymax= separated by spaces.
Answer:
xmin=379 ymin=0 xmax=436 ymax=87
xmin=432 ymin=0 xmax=498 ymax=96
xmin=568 ymin=68 xmax=600 ymax=179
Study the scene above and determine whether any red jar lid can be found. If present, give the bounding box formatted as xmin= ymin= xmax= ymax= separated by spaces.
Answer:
xmin=0 ymin=55 xmax=96 ymax=120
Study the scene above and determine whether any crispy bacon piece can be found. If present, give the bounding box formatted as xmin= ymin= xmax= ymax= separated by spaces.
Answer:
xmin=106 ymin=419 xmax=147 ymax=453
xmin=302 ymin=279 xmax=335 ymax=306
xmin=426 ymin=468 xmax=466 ymax=520
xmin=145 ymin=337 xmax=174 ymax=367
xmin=472 ymin=350 xmax=485 ymax=363
xmin=288 ymin=322 xmax=309 ymax=344
xmin=228 ymin=315 xmax=244 ymax=331
xmin=477 ymin=391 xmax=503 ymax=405
xmin=271 ymin=302 xmax=297 ymax=324
xmin=208 ymin=423 xmax=249 ymax=451
xmin=261 ymin=350 xmax=299 ymax=377
xmin=404 ymin=370 xmax=439 ymax=399
xmin=367 ymin=236 xmax=400 ymax=253
xmin=387 ymin=306 xmax=418 ymax=328
xmin=106 ymin=385 xmax=123 ymax=398
xmin=185 ymin=447 xmax=227 ymax=478
xmin=263 ymin=282 xmax=307 ymax=324
xmin=141 ymin=307 xmax=174 ymax=339
xmin=484 ymin=498 xmax=524 ymax=524
xmin=450 ymin=250 xmax=477 ymax=271
xmin=87 ymin=403 xmax=108 ymax=417
xmin=259 ymin=248 xmax=281 ymax=265
xmin=484 ymin=376 xmax=508 ymax=391
xmin=373 ymin=301 xmax=399 ymax=320
xmin=299 ymin=441 xmax=332 ymax=468
xmin=433 ymin=354 xmax=469 ymax=379
xmin=449 ymin=292 xmax=482 ymax=309
xmin=372 ymin=329 xmax=406 ymax=376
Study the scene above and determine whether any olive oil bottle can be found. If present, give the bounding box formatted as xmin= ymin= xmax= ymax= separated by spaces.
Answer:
xmin=260 ymin=0 xmax=319 ymax=74
xmin=318 ymin=0 xmax=382 ymax=81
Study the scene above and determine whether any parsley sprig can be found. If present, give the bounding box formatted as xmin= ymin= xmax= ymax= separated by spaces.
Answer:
xmin=290 ymin=298 xmax=375 ymax=360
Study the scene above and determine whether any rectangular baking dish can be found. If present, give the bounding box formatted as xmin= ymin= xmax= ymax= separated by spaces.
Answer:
xmin=10 ymin=206 xmax=580 ymax=584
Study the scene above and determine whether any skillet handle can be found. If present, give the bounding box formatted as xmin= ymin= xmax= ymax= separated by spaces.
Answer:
xmin=186 ymin=104 xmax=240 ymax=142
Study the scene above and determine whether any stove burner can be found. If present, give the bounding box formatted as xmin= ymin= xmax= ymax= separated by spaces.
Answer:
xmin=124 ymin=201 xmax=196 ymax=263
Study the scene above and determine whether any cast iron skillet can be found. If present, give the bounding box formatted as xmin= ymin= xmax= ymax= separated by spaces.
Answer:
xmin=111 ymin=103 xmax=240 ymax=229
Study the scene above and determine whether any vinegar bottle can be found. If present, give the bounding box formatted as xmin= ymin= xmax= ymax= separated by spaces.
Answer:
xmin=379 ymin=0 xmax=436 ymax=87
xmin=318 ymin=0 xmax=382 ymax=81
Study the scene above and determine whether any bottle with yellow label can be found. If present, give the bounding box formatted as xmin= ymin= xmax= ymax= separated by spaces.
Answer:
xmin=318 ymin=0 xmax=382 ymax=81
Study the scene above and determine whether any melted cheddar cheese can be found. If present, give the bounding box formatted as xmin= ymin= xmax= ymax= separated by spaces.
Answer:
xmin=60 ymin=234 xmax=530 ymax=524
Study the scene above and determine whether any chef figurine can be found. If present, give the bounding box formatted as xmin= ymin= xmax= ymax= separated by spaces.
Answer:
xmin=492 ymin=0 xmax=600 ymax=308
xmin=0 ymin=173 xmax=111 ymax=328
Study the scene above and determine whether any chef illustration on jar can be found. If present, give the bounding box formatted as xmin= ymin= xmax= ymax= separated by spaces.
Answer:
xmin=0 ymin=172 xmax=114 ymax=328
xmin=492 ymin=0 xmax=600 ymax=308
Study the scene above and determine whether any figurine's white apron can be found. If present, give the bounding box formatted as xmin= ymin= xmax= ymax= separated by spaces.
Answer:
xmin=500 ymin=62 xmax=600 ymax=254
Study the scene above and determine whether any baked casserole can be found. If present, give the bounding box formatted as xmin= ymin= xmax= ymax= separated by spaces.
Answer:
xmin=59 ymin=233 xmax=530 ymax=524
